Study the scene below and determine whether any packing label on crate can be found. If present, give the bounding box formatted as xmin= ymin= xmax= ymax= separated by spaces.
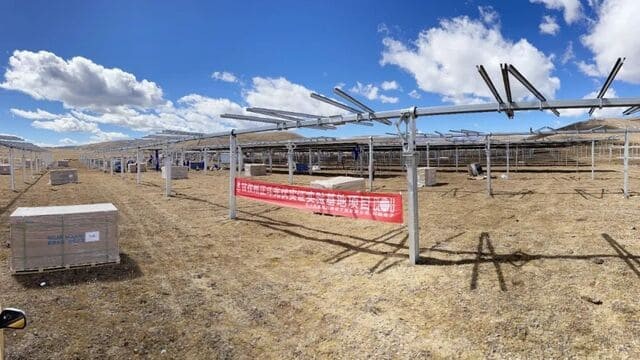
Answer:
xmin=85 ymin=231 xmax=100 ymax=242
xmin=47 ymin=233 xmax=88 ymax=245
xmin=235 ymin=178 xmax=403 ymax=223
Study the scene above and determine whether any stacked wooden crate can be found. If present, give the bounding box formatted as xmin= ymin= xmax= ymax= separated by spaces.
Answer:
xmin=9 ymin=203 xmax=120 ymax=274
xmin=310 ymin=176 xmax=365 ymax=191
xmin=161 ymin=166 xmax=188 ymax=179
xmin=50 ymin=169 xmax=78 ymax=185
xmin=56 ymin=160 xmax=70 ymax=167
xmin=417 ymin=167 xmax=437 ymax=187
xmin=128 ymin=163 xmax=147 ymax=173
xmin=244 ymin=164 xmax=267 ymax=176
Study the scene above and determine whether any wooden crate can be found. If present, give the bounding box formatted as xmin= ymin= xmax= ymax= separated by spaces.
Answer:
xmin=244 ymin=164 xmax=267 ymax=176
xmin=50 ymin=169 xmax=78 ymax=185
xmin=128 ymin=163 xmax=147 ymax=173
xmin=0 ymin=164 xmax=10 ymax=175
xmin=9 ymin=203 xmax=120 ymax=274
xmin=418 ymin=167 xmax=437 ymax=187
xmin=310 ymin=176 xmax=365 ymax=191
xmin=161 ymin=166 xmax=188 ymax=179
xmin=56 ymin=160 xmax=69 ymax=168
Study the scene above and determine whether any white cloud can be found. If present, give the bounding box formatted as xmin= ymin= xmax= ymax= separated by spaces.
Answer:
xmin=4 ymin=50 xmax=376 ymax=140
xmin=59 ymin=138 xmax=78 ymax=145
xmin=539 ymin=15 xmax=560 ymax=35
xmin=379 ymin=95 xmax=399 ymax=104
xmin=587 ymin=0 xmax=604 ymax=10
xmin=561 ymin=41 xmax=575 ymax=64
xmin=10 ymin=108 xmax=60 ymax=120
xmin=12 ymin=75 xmax=349 ymax=136
xmin=377 ymin=23 xmax=390 ymax=35
xmin=580 ymin=0 xmax=640 ymax=83
xmin=576 ymin=60 xmax=601 ymax=77
xmin=13 ymin=109 xmax=131 ymax=144
xmin=408 ymin=90 xmax=422 ymax=99
xmin=175 ymin=94 xmax=248 ymax=132
xmin=530 ymin=0 xmax=582 ymax=24
xmin=1 ymin=50 xmax=164 ymax=111
xmin=32 ymin=116 xmax=99 ymax=133
xmin=74 ymin=105 xmax=201 ymax=133
xmin=211 ymin=71 xmax=238 ymax=83
xmin=349 ymin=82 xmax=399 ymax=104
xmin=11 ymin=75 xmax=349 ymax=136
xmin=380 ymin=80 xmax=399 ymax=91
xmin=89 ymin=130 xmax=129 ymax=142
xmin=66 ymin=97 xmax=247 ymax=134
xmin=559 ymin=88 xmax=621 ymax=117
xmin=244 ymin=77 xmax=342 ymax=115
xmin=380 ymin=15 xmax=560 ymax=105
xmin=350 ymin=82 xmax=379 ymax=101
xmin=0 ymin=132 xmax=21 ymax=139
xmin=478 ymin=5 xmax=499 ymax=25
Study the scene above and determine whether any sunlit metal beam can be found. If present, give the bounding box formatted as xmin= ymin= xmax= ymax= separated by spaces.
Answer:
xmin=221 ymin=113 xmax=293 ymax=125
xmin=507 ymin=64 xmax=560 ymax=116
xmin=310 ymin=92 xmax=362 ymax=114
xmin=589 ymin=57 xmax=624 ymax=116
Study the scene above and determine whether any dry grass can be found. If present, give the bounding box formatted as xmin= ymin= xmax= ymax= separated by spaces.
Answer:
xmin=0 ymin=160 xmax=639 ymax=358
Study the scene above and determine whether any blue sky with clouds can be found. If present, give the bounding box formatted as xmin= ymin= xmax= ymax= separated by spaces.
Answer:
xmin=1 ymin=0 xmax=638 ymax=146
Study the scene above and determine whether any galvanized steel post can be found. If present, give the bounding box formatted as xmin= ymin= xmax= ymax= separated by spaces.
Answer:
xmin=237 ymin=146 xmax=243 ymax=173
xmin=486 ymin=135 xmax=492 ymax=196
xmin=29 ymin=151 xmax=34 ymax=179
xmin=426 ymin=142 xmax=430 ymax=168
xmin=229 ymin=132 xmax=237 ymax=219
xmin=287 ymin=142 xmax=294 ymax=184
xmin=136 ymin=147 xmax=141 ymax=185
xmin=121 ymin=155 xmax=125 ymax=179
xmin=164 ymin=148 xmax=172 ymax=197
xmin=9 ymin=148 xmax=15 ymax=191
xmin=506 ymin=142 xmax=510 ymax=179
xmin=455 ymin=146 xmax=459 ymax=172
xmin=624 ymin=130 xmax=629 ymax=198
xmin=21 ymin=150 xmax=26 ymax=184
xmin=591 ymin=139 xmax=595 ymax=180
xmin=203 ymin=148 xmax=208 ymax=173
xmin=404 ymin=110 xmax=420 ymax=265
xmin=368 ymin=136 xmax=374 ymax=191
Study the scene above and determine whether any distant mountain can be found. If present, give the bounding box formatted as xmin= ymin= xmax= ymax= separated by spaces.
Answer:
xmin=524 ymin=117 xmax=640 ymax=143
xmin=556 ymin=117 xmax=640 ymax=132
xmin=45 ymin=131 xmax=304 ymax=160
xmin=46 ymin=131 xmax=304 ymax=153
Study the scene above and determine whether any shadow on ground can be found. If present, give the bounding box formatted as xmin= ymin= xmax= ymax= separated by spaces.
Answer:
xmin=13 ymin=253 xmax=143 ymax=289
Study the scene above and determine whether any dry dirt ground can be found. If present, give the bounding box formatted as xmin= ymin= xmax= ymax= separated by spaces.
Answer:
xmin=1 ymin=161 xmax=640 ymax=359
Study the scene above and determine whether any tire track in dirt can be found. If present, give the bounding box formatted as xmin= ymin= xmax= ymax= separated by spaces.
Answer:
xmin=108 ymin=174 xmax=302 ymax=356
xmin=90 ymin=171 xmax=190 ymax=319
xmin=98 ymin=172 xmax=255 ymax=337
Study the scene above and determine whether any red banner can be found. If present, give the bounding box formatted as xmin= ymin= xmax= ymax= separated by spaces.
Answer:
xmin=235 ymin=178 xmax=403 ymax=223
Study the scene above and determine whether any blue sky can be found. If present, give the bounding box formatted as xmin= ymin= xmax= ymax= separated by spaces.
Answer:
xmin=1 ymin=0 xmax=638 ymax=146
